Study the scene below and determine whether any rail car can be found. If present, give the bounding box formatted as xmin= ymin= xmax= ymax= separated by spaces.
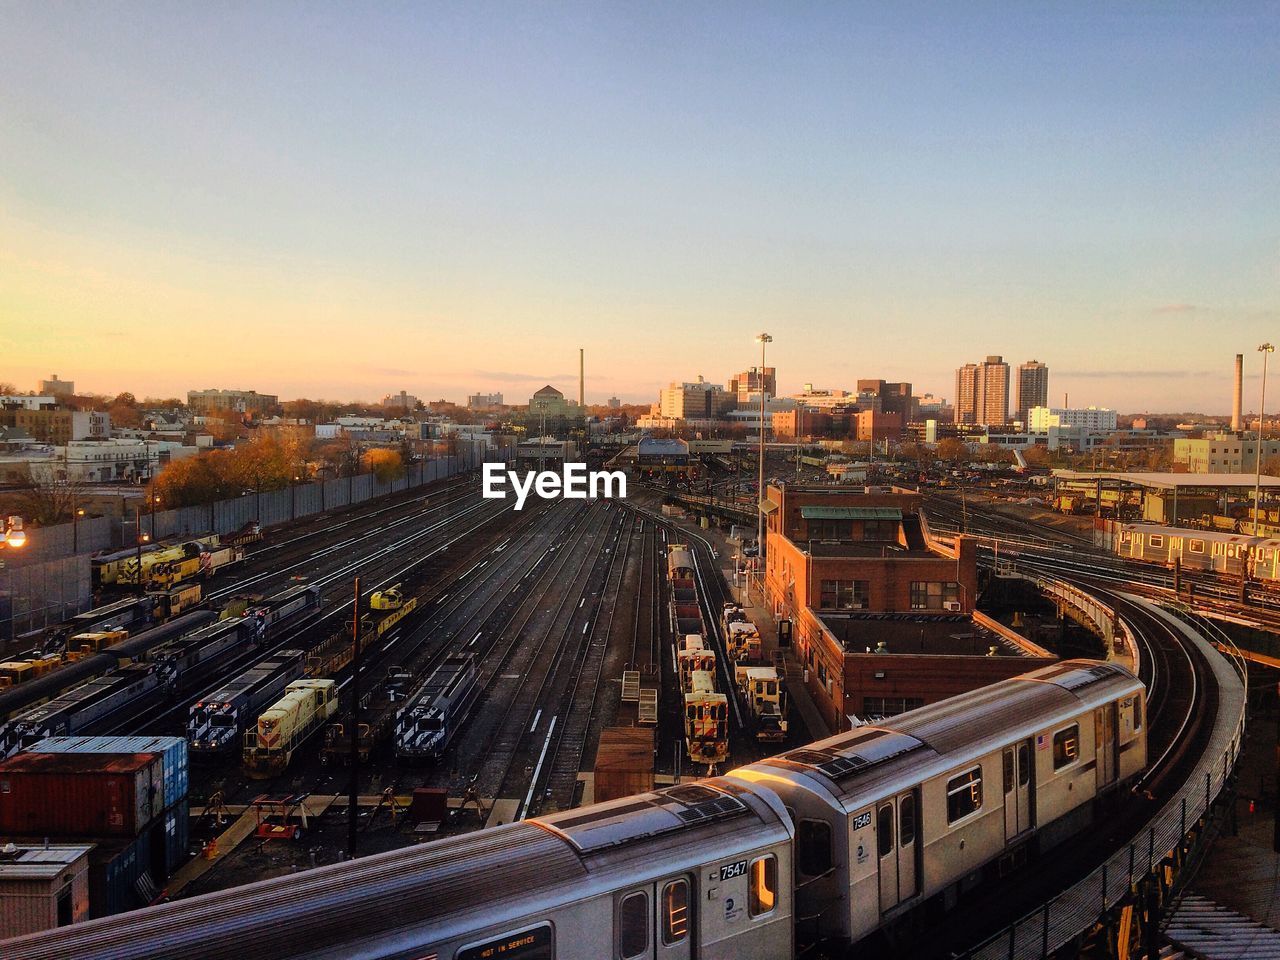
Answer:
xmin=395 ymin=654 xmax=480 ymax=760
xmin=39 ymin=595 xmax=159 ymax=652
xmin=322 ymin=666 xmax=414 ymax=764
xmin=92 ymin=535 xmax=220 ymax=588
xmin=4 ymin=659 xmax=1147 ymax=960
xmin=684 ymin=671 xmax=730 ymax=767
xmin=243 ymin=678 xmax=339 ymax=777
xmin=188 ymin=649 xmax=306 ymax=755
xmin=676 ymin=635 xmax=716 ymax=693
xmin=4 ymin=663 xmax=163 ymax=753
xmin=734 ymin=665 xmax=788 ymax=743
xmin=1096 ymin=519 xmax=1280 ymax=581
xmin=0 ymin=585 xmax=318 ymax=757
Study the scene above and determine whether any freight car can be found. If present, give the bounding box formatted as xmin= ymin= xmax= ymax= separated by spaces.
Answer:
xmin=3 ymin=659 xmax=1147 ymax=960
xmin=394 ymin=654 xmax=480 ymax=760
xmin=684 ymin=671 xmax=730 ymax=768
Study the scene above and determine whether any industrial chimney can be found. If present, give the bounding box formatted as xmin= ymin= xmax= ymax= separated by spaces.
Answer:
xmin=1232 ymin=353 xmax=1244 ymax=432
xmin=579 ymin=348 xmax=585 ymax=409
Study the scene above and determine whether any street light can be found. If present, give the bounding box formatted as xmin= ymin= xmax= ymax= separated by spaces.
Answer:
xmin=1 ymin=516 xmax=26 ymax=549
xmin=755 ymin=332 xmax=773 ymax=602
xmin=1256 ymin=343 xmax=1274 ymax=536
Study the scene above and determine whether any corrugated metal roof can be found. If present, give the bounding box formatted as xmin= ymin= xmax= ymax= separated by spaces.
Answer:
xmin=1166 ymin=895 xmax=1280 ymax=959
xmin=799 ymin=506 xmax=903 ymax=520
xmin=0 ymin=845 xmax=92 ymax=880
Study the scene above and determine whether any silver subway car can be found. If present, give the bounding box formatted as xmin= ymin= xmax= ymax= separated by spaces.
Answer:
xmin=727 ymin=660 xmax=1146 ymax=946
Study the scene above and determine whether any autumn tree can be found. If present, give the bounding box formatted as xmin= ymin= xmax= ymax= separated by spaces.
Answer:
xmin=363 ymin=448 xmax=404 ymax=483
xmin=935 ymin=438 xmax=969 ymax=462
xmin=10 ymin=467 xmax=88 ymax=525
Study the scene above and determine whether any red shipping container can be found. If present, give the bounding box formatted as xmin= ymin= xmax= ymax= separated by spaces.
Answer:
xmin=0 ymin=752 xmax=164 ymax=838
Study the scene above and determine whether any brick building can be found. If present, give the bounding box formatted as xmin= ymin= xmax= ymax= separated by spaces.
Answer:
xmin=762 ymin=484 xmax=1054 ymax=731
xmin=771 ymin=409 xmax=836 ymax=439
xmin=0 ymin=408 xmax=109 ymax=445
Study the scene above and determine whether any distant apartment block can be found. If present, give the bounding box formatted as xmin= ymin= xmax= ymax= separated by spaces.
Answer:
xmin=727 ymin=367 xmax=776 ymax=403
xmin=1173 ymin=432 xmax=1280 ymax=473
xmin=606 ymin=396 xmax=621 ymax=409
xmin=855 ymin=410 xmax=903 ymax=442
xmin=1015 ymin=360 xmax=1049 ymax=424
xmin=658 ymin=377 xmax=738 ymax=419
xmin=856 ymin=379 xmax=915 ymax=421
xmin=955 ymin=356 xmax=1010 ymax=426
xmin=381 ymin=390 xmax=420 ymax=411
xmin=0 ymin=407 xmax=109 ymax=444
xmin=1028 ymin=405 xmax=1117 ymax=434
xmin=467 ymin=392 xmax=505 ymax=411
xmin=186 ymin=388 xmax=280 ymax=416
xmin=37 ymin=374 xmax=75 ymax=396
xmin=792 ymin=386 xmax=856 ymax=409
xmin=916 ymin=393 xmax=952 ymax=423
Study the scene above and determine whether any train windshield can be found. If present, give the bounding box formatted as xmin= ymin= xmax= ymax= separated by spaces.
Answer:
xmin=210 ymin=713 xmax=236 ymax=727
xmin=190 ymin=707 xmax=207 ymax=725
xmin=421 ymin=717 xmax=443 ymax=731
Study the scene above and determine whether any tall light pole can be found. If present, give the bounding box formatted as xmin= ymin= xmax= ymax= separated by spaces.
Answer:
xmin=755 ymin=333 xmax=772 ymax=601
xmin=1256 ymin=343 xmax=1274 ymax=535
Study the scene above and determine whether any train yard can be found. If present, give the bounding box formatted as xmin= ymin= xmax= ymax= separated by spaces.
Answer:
xmin=0 ymin=459 xmax=1271 ymax=960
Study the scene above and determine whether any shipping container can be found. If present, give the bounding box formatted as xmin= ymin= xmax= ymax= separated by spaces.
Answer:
xmin=86 ymin=831 xmax=164 ymax=918
xmin=160 ymin=797 xmax=190 ymax=875
xmin=29 ymin=735 xmax=188 ymax=804
xmin=0 ymin=752 xmax=164 ymax=838
xmin=592 ymin=727 xmax=654 ymax=803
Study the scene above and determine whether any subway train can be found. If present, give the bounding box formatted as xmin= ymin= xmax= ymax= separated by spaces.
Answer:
xmin=1096 ymin=519 xmax=1280 ymax=581
xmin=3 ymin=659 xmax=1145 ymax=960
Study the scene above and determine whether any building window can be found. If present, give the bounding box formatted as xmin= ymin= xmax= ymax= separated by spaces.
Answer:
xmin=909 ymin=581 xmax=961 ymax=610
xmin=946 ymin=767 xmax=983 ymax=824
xmin=819 ymin=579 xmax=870 ymax=610
xmin=863 ymin=519 xmax=896 ymax=541
xmin=811 ymin=519 xmax=850 ymax=540
xmin=862 ymin=696 xmax=924 ymax=717
xmin=749 ymin=856 xmax=778 ymax=917
xmin=1053 ymin=724 xmax=1080 ymax=771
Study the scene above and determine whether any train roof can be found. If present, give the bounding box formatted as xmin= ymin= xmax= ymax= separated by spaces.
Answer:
xmin=2 ymin=779 xmax=789 ymax=960
xmin=733 ymin=660 xmax=1141 ymax=808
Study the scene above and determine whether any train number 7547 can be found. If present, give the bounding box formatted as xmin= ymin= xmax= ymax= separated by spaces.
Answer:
xmin=719 ymin=860 xmax=748 ymax=881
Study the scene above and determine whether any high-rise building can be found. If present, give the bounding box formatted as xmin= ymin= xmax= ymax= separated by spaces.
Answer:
xmin=186 ymin=388 xmax=280 ymax=417
xmin=38 ymin=374 xmax=74 ymax=397
xmin=1015 ymin=361 xmax=1049 ymax=424
xmin=1028 ymin=406 xmax=1116 ymax=434
xmin=467 ymin=392 xmax=504 ymax=411
xmin=380 ymin=390 xmax=420 ymax=412
xmin=954 ymin=356 xmax=1010 ymax=426
xmin=659 ymin=377 xmax=737 ymax=419
xmin=727 ymin=367 xmax=776 ymax=403
xmin=856 ymin=380 xmax=915 ymax=421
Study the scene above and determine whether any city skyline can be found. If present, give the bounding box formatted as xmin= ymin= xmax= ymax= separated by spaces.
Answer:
xmin=3 ymin=5 xmax=1277 ymax=410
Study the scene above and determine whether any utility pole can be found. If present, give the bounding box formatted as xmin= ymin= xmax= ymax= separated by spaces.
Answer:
xmin=348 ymin=576 xmax=361 ymax=860
xmin=1255 ymin=343 xmax=1274 ymax=535
xmin=755 ymin=333 xmax=772 ymax=602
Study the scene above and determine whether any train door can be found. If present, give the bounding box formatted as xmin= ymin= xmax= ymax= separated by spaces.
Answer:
xmin=616 ymin=874 xmax=693 ymax=960
xmin=896 ymin=789 xmax=919 ymax=903
xmin=1095 ymin=704 xmax=1118 ymax=790
xmin=877 ymin=800 xmax=898 ymax=913
xmin=1003 ymin=740 xmax=1034 ymax=840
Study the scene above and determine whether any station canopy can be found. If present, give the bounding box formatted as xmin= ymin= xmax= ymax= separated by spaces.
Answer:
xmin=799 ymin=506 xmax=903 ymax=520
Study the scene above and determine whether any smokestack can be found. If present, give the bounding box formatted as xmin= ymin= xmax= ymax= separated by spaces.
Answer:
xmin=579 ymin=348 xmax=585 ymax=409
xmin=1233 ymin=353 xmax=1244 ymax=432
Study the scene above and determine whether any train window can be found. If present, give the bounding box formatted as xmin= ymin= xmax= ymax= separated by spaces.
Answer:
xmin=1133 ymin=697 xmax=1143 ymax=732
xmin=797 ymin=819 xmax=832 ymax=876
xmin=1002 ymin=750 xmax=1014 ymax=794
xmin=1189 ymin=539 xmax=1205 ymax=554
xmin=877 ymin=804 xmax=894 ymax=857
xmin=1018 ymin=744 xmax=1030 ymax=787
xmin=1053 ymin=725 xmax=1080 ymax=771
xmin=618 ymin=892 xmax=649 ymax=958
xmin=749 ymin=856 xmax=778 ymax=917
xmin=899 ymin=794 xmax=916 ymax=846
xmin=662 ymin=880 xmax=689 ymax=945
xmin=457 ymin=924 xmax=554 ymax=960
xmin=1148 ymin=535 xmax=1164 ymax=548
xmin=946 ymin=768 xmax=983 ymax=824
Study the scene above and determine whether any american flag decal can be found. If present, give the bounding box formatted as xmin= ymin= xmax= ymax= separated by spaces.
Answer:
xmin=1036 ymin=734 xmax=1048 ymax=750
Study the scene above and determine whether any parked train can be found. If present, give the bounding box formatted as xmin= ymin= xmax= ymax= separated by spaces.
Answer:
xmin=668 ymin=545 xmax=729 ymax=768
xmin=4 ymin=660 xmax=1147 ymax=960
xmin=395 ymin=653 xmax=480 ymax=760
xmin=0 ymin=585 xmax=320 ymax=757
xmin=92 ymin=534 xmax=244 ymax=590
xmin=188 ymin=649 xmax=306 ymax=756
xmin=242 ymin=678 xmax=339 ymax=777
xmin=1096 ymin=519 xmax=1280 ymax=582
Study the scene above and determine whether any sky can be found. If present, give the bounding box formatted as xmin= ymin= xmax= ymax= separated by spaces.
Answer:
xmin=1 ymin=3 xmax=1278 ymax=412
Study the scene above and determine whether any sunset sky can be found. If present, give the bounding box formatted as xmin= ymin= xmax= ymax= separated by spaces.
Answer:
xmin=2 ymin=4 xmax=1277 ymax=411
